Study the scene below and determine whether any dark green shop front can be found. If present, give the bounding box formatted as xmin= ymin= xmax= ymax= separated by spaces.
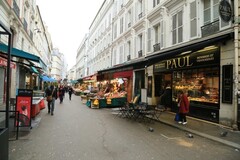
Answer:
xmin=153 ymin=47 xmax=221 ymax=123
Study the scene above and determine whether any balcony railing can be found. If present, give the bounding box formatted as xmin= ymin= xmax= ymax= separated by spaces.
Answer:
xmin=138 ymin=50 xmax=142 ymax=57
xmin=153 ymin=43 xmax=160 ymax=52
xmin=30 ymin=31 xmax=33 ymax=41
xmin=23 ymin=19 xmax=28 ymax=31
xmin=128 ymin=22 xmax=131 ymax=28
xmin=13 ymin=0 xmax=20 ymax=17
xmin=127 ymin=55 xmax=131 ymax=61
xmin=138 ymin=12 xmax=143 ymax=19
xmin=121 ymin=4 xmax=124 ymax=9
xmin=201 ymin=20 xmax=219 ymax=37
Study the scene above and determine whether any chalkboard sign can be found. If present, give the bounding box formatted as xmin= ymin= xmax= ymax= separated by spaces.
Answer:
xmin=222 ymin=65 xmax=233 ymax=103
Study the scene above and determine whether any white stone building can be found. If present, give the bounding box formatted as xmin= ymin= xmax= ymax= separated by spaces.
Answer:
xmin=78 ymin=0 xmax=240 ymax=128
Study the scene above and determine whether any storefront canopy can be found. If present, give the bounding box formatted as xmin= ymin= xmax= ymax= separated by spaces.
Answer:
xmin=146 ymin=32 xmax=233 ymax=66
xmin=0 ymin=43 xmax=39 ymax=62
xmin=0 ymin=43 xmax=46 ymax=69
xmin=31 ymin=66 xmax=39 ymax=74
xmin=40 ymin=75 xmax=56 ymax=82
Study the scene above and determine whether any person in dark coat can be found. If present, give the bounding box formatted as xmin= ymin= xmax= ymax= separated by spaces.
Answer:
xmin=177 ymin=90 xmax=189 ymax=125
xmin=161 ymin=84 xmax=172 ymax=110
xmin=45 ymin=85 xmax=58 ymax=115
xmin=68 ymin=86 xmax=74 ymax=100
xmin=58 ymin=85 xmax=64 ymax=104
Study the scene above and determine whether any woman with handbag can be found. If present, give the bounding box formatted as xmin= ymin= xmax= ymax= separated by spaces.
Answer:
xmin=177 ymin=90 xmax=189 ymax=125
xmin=46 ymin=85 xmax=58 ymax=115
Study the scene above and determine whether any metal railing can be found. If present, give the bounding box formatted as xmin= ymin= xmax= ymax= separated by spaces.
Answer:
xmin=201 ymin=20 xmax=219 ymax=37
xmin=138 ymin=50 xmax=142 ymax=57
xmin=153 ymin=43 xmax=160 ymax=52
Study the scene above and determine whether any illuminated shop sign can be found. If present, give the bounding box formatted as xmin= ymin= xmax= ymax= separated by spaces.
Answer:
xmin=153 ymin=47 xmax=220 ymax=72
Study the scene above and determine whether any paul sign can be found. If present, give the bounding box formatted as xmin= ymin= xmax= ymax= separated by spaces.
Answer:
xmin=219 ymin=0 xmax=232 ymax=23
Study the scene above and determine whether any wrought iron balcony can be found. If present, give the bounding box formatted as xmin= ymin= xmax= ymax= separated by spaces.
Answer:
xmin=138 ymin=12 xmax=143 ymax=19
xmin=23 ymin=19 xmax=28 ymax=31
xmin=13 ymin=0 xmax=20 ymax=17
xmin=121 ymin=4 xmax=124 ymax=9
xmin=153 ymin=43 xmax=160 ymax=52
xmin=201 ymin=20 xmax=219 ymax=37
xmin=30 ymin=31 xmax=33 ymax=41
xmin=128 ymin=22 xmax=131 ymax=28
xmin=138 ymin=50 xmax=142 ymax=57
xmin=127 ymin=55 xmax=131 ymax=61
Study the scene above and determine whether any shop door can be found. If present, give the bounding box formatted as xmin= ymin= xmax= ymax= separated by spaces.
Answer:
xmin=154 ymin=73 xmax=172 ymax=97
xmin=134 ymin=70 xmax=145 ymax=96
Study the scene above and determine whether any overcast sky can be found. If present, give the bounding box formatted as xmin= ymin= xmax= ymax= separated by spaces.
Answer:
xmin=36 ymin=0 xmax=105 ymax=70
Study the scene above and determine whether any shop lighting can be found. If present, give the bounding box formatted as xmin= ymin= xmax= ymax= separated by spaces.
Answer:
xmin=197 ymin=45 xmax=218 ymax=52
xmin=180 ymin=50 xmax=192 ymax=55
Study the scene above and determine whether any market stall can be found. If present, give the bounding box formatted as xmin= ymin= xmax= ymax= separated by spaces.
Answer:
xmin=90 ymin=97 xmax=127 ymax=109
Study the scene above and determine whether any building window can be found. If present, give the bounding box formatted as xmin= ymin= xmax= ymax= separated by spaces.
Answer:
xmin=114 ymin=24 xmax=117 ymax=39
xmin=138 ymin=34 xmax=143 ymax=51
xmin=172 ymin=10 xmax=183 ymax=45
xmin=119 ymin=45 xmax=124 ymax=63
xmin=127 ymin=40 xmax=131 ymax=56
xmin=120 ymin=17 xmax=124 ymax=34
xmin=203 ymin=0 xmax=219 ymax=25
xmin=154 ymin=24 xmax=160 ymax=45
xmin=190 ymin=1 xmax=197 ymax=38
xmin=147 ymin=28 xmax=152 ymax=52
xmin=153 ymin=0 xmax=160 ymax=7
xmin=160 ymin=21 xmax=164 ymax=48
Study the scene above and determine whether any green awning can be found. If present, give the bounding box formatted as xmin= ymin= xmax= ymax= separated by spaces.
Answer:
xmin=31 ymin=66 xmax=39 ymax=74
xmin=0 ymin=43 xmax=40 ymax=62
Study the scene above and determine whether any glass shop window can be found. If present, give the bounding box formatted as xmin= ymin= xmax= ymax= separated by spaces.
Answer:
xmin=172 ymin=67 xmax=219 ymax=104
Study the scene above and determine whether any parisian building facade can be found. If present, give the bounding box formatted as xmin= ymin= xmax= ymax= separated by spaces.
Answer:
xmin=76 ymin=0 xmax=240 ymax=128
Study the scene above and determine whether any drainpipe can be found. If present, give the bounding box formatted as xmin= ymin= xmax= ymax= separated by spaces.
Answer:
xmin=233 ymin=0 xmax=239 ymax=129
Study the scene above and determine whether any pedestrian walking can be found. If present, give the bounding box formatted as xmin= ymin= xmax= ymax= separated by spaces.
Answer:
xmin=177 ymin=90 xmax=189 ymax=125
xmin=68 ymin=86 xmax=74 ymax=100
xmin=58 ymin=85 xmax=64 ymax=104
xmin=45 ymin=85 xmax=58 ymax=115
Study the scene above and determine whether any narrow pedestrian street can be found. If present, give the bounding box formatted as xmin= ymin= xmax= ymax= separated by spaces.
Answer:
xmin=8 ymin=95 xmax=239 ymax=160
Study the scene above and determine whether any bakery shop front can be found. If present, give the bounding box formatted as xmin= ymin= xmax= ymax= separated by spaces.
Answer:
xmin=153 ymin=46 xmax=221 ymax=123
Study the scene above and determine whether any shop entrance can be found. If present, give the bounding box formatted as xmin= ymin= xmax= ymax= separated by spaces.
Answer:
xmin=154 ymin=73 xmax=172 ymax=109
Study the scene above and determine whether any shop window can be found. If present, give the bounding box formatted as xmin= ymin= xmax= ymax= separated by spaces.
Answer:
xmin=172 ymin=67 xmax=219 ymax=104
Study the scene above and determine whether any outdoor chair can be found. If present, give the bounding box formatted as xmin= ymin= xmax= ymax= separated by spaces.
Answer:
xmin=116 ymin=95 xmax=140 ymax=118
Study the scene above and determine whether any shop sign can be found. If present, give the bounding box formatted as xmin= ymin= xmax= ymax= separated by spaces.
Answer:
xmin=219 ymin=0 xmax=232 ymax=23
xmin=0 ymin=57 xmax=16 ymax=69
xmin=15 ymin=89 xmax=33 ymax=127
xmin=153 ymin=48 xmax=220 ymax=72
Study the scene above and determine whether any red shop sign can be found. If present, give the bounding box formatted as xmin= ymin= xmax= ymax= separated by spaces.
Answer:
xmin=0 ymin=57 xmax=16 ymax=69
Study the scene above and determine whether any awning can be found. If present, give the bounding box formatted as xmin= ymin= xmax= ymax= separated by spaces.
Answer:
xmin=70 ymin=80 xmax=78 ymax=84
xmin=40 ymin=75 xmax=56 ymax=82
xmin=0 ymin=43 xmax=40 ymax=62
xmin=146 ymin=32 xmax=233 ymax=66
xmin=113 ymin=70 xmax=133 ymax=78
xmin=31 ymin=66 xmax=39 ymax=74
xmin=98 ymin=57 xmax=147 ymax=75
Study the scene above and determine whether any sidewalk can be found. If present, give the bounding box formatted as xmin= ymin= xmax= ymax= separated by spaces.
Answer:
xmin=157 ymin=111 xmax=240 ymax=150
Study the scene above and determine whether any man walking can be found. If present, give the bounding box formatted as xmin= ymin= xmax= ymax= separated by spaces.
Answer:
xmin=68 ymin=86 xmax=74 ymax=100
xmin=45 ymin=85 xmax=58 ymax=115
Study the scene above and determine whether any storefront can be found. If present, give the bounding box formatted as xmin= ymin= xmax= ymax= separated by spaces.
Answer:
xmin=97 ymin=67 xmax=133 ymax=102
xmin=153 ymin=46 xmax=220 ymax=122
xmin=0 ymin=57 xmax=16 ymax=104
